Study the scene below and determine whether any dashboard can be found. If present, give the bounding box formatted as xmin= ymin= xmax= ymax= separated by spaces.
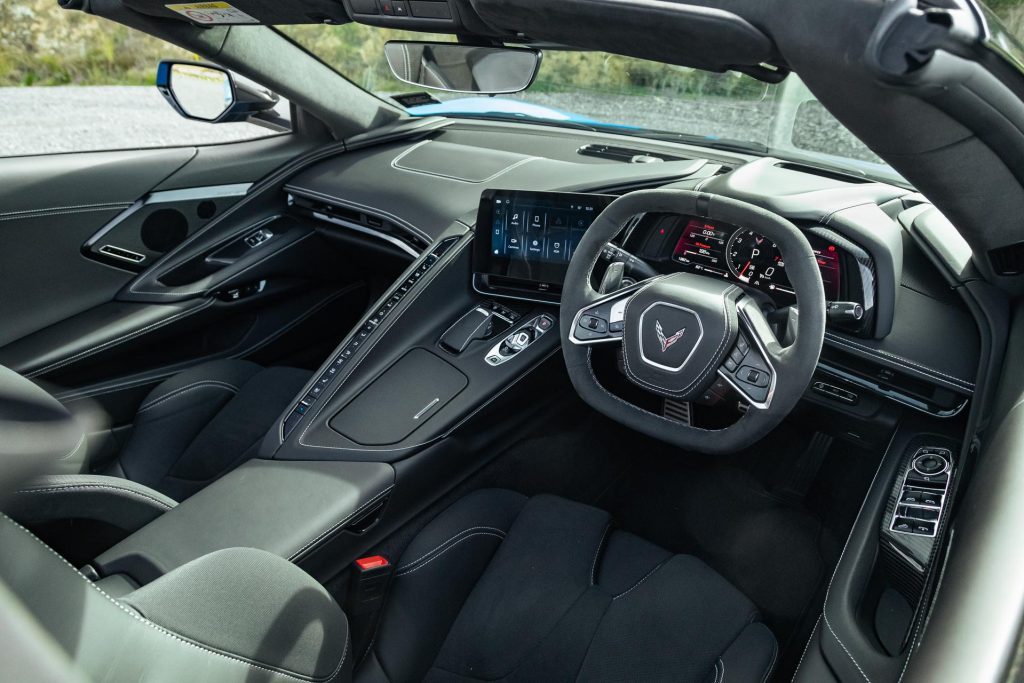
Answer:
xmin=472 ymin=190 xmax=875 ymax=336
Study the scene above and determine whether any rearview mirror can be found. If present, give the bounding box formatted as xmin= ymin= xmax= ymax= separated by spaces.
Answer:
xmin=384 ymin=42 xmax=542 ymax=95
xmin=156 ymin=60 xmax=280 ymax=123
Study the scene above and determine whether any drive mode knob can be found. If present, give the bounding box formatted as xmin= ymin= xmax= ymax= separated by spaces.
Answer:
xmin=914 ymin=452 xmax=948 ymax=475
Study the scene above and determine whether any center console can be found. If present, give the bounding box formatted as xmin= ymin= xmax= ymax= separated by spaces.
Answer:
xmin=266 ymin=191 xmax=618 ymax=463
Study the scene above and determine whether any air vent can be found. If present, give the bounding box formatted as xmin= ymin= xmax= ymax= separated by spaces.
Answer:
xmin=774 ymin=161 xmax=874 ymax=184
xmin=578 ymin=144 xmax=688 ymax=164
xmin=989 ymin=241 xmax=1024 ymax=276
xmin=287 ymin=192 xmax=427 ymax=255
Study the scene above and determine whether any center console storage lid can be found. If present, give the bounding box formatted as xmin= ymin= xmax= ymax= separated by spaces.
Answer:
xmin=329 ymin=348 xmax=468 ymax=446
xmin=95 ymin=459 xmax=394 ymax=585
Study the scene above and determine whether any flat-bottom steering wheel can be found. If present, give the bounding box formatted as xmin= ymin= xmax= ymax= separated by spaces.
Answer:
xmin=560 ymin=189 xmax=825 ymax=455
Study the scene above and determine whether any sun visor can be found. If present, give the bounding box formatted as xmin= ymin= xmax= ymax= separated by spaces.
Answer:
xmin=470 ymin=0 xmax=781 ymax=75
xmin=120 ymin=0 xmax=351 ymax=25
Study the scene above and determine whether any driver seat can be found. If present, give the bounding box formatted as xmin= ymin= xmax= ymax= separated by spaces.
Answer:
xmin=356 ymin=489 xmax=777 ymax=682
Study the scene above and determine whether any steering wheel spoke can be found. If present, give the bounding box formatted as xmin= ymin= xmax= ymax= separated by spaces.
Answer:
xmin=568 ymin=281 xmax=646 ymax=345
xmin=716 ymin=298 xmax=782 ymax=410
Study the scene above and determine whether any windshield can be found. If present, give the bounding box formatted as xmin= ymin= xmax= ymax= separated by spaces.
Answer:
xmin=282 ymin=24 xmax=901 ymax=183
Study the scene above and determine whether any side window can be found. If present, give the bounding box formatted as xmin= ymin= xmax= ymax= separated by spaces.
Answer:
xmin=0 ymin=0 xmax=290 ymax=157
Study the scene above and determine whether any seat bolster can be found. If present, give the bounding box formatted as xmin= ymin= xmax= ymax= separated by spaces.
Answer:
xmin=372 ymin=489 xmax=527 ymax=683
xmin=0 ymin=515 xmax=351 ymax=683
xmin=122 ymin=547 xmax=351 ymax=682
xmin=5 ymin=474 xmax=175 ymax=532
xmin=714 ymin=622 xmax=778 ymax=683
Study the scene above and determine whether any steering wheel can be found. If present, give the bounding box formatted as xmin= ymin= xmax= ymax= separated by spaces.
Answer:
xmin=560 ymin=189 xmax=825 ymax=455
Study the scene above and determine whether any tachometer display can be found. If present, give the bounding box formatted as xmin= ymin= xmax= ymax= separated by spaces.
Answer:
xmin=726 ymin=230 xmax=791 ymax=295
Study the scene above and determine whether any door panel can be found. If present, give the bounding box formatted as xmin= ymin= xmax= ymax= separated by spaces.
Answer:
xmin=0 ymin=148 xmax=194 ymax=346
xmin=0 ymin=134 xmax=343 ymax=397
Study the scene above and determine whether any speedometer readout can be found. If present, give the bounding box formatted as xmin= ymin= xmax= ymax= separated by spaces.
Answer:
xmin=671 ymin=219 xmax=731 ymax=278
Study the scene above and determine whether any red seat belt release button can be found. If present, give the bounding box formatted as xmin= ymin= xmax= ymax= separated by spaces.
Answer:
xmin=348 ymin=555 xmax=393 ymax=615
xmin=355 ymin=555 xmax=389 ymax=570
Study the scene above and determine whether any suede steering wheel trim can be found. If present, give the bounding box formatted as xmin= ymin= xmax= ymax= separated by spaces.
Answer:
xmin=559 ymin=189 xmax=826 ymax=455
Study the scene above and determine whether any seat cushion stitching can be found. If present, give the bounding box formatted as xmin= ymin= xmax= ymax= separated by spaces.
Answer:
xmin=760 ymin=634 xmax=779 ymax=683
xmin=611 ymin=558 xmax=670 ymax=600
xmin=15 ymin=484 xmax=174 ymax=510
xmin=394 ymin=532 xmax=506 ymax=577
xmin=590 ymin=524 xmax=611 ymax=586
xmin=137 ymin=381 xmax=239 ymax=413
xmin=2 ymin=516 xmax=346 ymax=682
xmin=396 ymin=526 xmax=508 ymax=572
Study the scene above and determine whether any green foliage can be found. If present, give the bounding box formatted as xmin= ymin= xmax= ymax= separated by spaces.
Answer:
xmin=0 ymin=0 xmax=192 ymax=86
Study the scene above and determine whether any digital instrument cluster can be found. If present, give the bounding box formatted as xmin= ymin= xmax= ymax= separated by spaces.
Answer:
xmin=669 ymin=217 xmax=843 ymax=301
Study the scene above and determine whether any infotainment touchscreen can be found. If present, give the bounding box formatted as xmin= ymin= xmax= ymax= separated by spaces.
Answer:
xmin=473 ymin=189 xmax=613 ymax=302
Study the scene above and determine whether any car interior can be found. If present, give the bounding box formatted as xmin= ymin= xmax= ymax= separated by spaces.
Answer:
xmin=2 ymin=0 xmax=1024 ymax=681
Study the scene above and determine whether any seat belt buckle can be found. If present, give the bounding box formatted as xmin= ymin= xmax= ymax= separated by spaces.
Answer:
xmin=347 ymin=555 xmax=393 ymax=616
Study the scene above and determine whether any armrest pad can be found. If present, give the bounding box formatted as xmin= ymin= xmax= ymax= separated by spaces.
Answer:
xmin=5 ymin=474 xmax=175 ymax=532
xmin=96 ymin=459 xmax=394 ymax=584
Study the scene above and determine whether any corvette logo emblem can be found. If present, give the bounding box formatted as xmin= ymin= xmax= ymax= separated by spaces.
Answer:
xmin=655 ymin=320 xmax=686 ymax=352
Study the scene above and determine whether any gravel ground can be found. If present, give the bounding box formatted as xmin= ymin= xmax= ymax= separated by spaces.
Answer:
xmin=0 ymin=85 xmax=879 ymax=165
xmin=0 ymin=86 xmax=274 ymax=157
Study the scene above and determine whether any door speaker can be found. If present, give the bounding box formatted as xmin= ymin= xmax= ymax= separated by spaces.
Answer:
xmin=141 ymin=208 xmax=189 ymax=253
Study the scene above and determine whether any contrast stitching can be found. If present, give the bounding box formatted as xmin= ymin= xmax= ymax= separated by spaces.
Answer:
xmin=791 ymin=615 xmax=821 ymax=682
xmin=761 ymin=632 xmax=778 ymax=683
xmin=27 ymin=300 xmax=213 ymax=378
xmin=58 ymin=433 xmax=86 ymax=461
xmin=137 ymin=381 xmax=238 ymax=413
xmin=2 ymin=517 xmax=346 ymax=682
xmin=0 ymin=203 xmax=130 ymax=221
xmin=15 ymin=484 xmax=173 ymax=510
xmin=287 ymin=486 xmax=394 ymax=561
xmin=824 ymin=333 xmax=974 ymax=390
xmin=818 ymin=433 xmax=898 ymax=683
xmin=591 ymin=524 xmax=611 ymax=586
xmin=586 ymin=347 xmax=728 ymax=437
xmin=716 ymin=658 xmax=724 ymax=683
xmin=612 ymin=559 xmax=667 ymax=600
xmin=823 ymin=614 xmax=870 ymax=682
xmin=395 ymin=532 xmax=506 ymax=577
xmin=897 ymin=527 xmax=956 ymax=682
xmin=396 ymin=526 xmax=507 ymax=572
xmin=621 ymin=283 xmax=737 ymax=396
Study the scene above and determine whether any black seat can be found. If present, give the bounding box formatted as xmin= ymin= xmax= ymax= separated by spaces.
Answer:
xmin=358 ymin=489 xmax=777 ymax=682
xmin=105 ymin=359 xmax=311 ymax=501
xmin=5 ymin=359 xmax=312 ymax=534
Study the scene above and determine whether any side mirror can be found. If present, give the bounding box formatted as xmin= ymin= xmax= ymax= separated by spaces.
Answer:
xmin=156 ymin=60 xmax=279 ymax=123
xmin=384 ymin=42 xmax=542 ymax=95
